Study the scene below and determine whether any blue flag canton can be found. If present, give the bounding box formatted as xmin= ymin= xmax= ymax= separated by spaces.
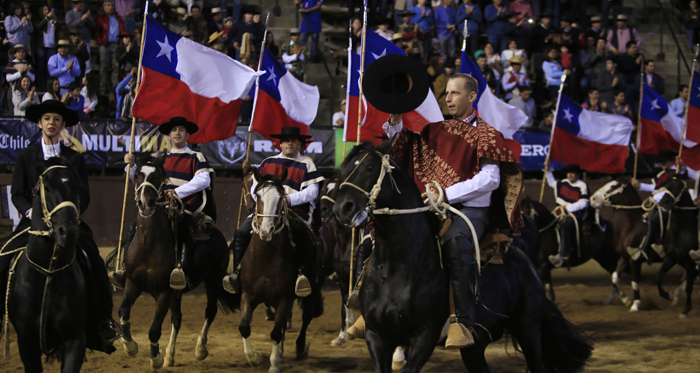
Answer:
xmin=142 ymin=15 xmax=180 ymax=79
xmin=689 ymin=73 xmax=700 ymax=110
xmin=258 ymin=49 xmax=288 ymax=102
xmin=640 ymin=85 xmax=669 ymax=122
xmin=349 ymin=52 xmax=361 ymax=96
xmin=363 ymin=29 xmax=406 ymax=66
xmin=555 ymin=95 xmax=582 ymax=135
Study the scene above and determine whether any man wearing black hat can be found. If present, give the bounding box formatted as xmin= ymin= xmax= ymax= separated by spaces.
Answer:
xmin=544 ymin=161 xmax=590 ymax=268
xmin=122 ymin=117 xmax=215 ymax=290
xmin=223 ymin=126 xmax=324 ymax=297
xmin=0 ymin=100 xmax=120 ymax=353
xmin=630 ymin=150 xmax=679 ymax=263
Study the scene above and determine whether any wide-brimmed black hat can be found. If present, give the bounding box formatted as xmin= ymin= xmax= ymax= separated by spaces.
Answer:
xmin=562 ymin=164 xmax=582 ymax=174
xmin=158 ymin=116 xmax=199 ymax=135
xmin=658 ymin=149 xmax=677 ymax=162
xmin=397 ymin=10 xmax=416 ymax=17
xmin=362 ymin=54 xmax=430 ymax=114
xmin=270 ymin=126 xmax=313 ymax=140
xmin=540 ymin=12 xmax=555 ymax=19
xmin=26 ymin=100 xmax=79 ymax=127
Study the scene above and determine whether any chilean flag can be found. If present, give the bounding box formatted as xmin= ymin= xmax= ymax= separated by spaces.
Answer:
xmin=132 ymin=15 xmax=257 ymax=143
xmin=460 ymin=51 xmax=528 ymax=159
xmin=551 ymin=95 xmax=633 ymax=173
xmin=639 ymin=85 xmax=700 ymax=170
xmin=344 ymin=29 xmax=442 ymax=143
xmin=686 ymin=72 xmax=700 ymax=143
xmin=250 ymin=48 xmax=320 ymax=148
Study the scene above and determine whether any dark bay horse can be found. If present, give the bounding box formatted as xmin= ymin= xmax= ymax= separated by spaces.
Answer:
xmin=4 ymin=158 xmax=87 ymax=372
xmin=319 ymin=174 xmax=355 ymax=346
xmin=117 ymin=156 xmax=238 ymax=368
xmin=655 ymin=176 xmax=700 ymax=318
xmin=520 ymin=195 xmax=618 ymax=302
xmin=334 ymin=142 xmax=592 ymax=373
xmin=239 ymin=169 xmax=325 ymax=373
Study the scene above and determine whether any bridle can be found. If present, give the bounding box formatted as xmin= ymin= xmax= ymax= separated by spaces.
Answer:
xmin=134 ymin=163 xmax=166 ymax=218
xmin=28 ymin=165 xmax=80 ymax=238
xmin=594 ymin=182 xmax=643 ymax=210
xmin=339 ymin=151 xmax=402 ymax=213
xmin=251 ymin=180 xmax=289 ymax=237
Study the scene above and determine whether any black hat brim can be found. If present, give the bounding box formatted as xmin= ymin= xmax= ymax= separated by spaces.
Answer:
xmin=269 ymin=134 xmax=313 ymax=140
xmin=362 ymin=54 xmax=430 ymax=115
xmin=158 ymin=118 xmax=199 ymax=135
xmin=26 ymin=100 xmax=80 ymax=127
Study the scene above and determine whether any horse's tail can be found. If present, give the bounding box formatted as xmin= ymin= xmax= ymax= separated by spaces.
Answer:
xmin=217 ymin=288 xmax=241 ymax=314
xmin=540 ymin=298 xmax=593 ymax=373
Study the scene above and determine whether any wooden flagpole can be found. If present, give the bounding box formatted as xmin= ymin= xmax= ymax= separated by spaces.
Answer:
xmin=343 ymin=19 xmax=352 ymax=156
xmin=114 ymin=4 xmax=150 ymax=274
xmin=633 ymin=57 xmax=645 ymax=180
xmin=538 ymin=74 xmax=567 ymax=203
xmin=677 ymin=45 xmax=699 ymax=170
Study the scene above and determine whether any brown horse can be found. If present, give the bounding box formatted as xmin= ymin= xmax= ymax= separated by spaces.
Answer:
xmin=117 ymin=156 xmax=238 ymax=368
xmin=238 ymin=169 xmax=325 ymax=373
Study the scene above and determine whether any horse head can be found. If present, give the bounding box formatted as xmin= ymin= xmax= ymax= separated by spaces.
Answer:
xmin=252 ymin=168 xmax=288 ymax=242
xmin=333 ymin=139 xmax=397 ymax=228
xmin=134 ymin=154 xmax=168 ymax=217
xmin=658 ymin=175 xmax=690 ymax=211
xmin=590 ymin=176 xmax=638 ymax=209
xmin=34 ymin=157 xmax=81 ymax=248
xmin=319 ymin=172 xmax=342 ymax=222
xmin=520 ymin=195 xmax=556 ymax=229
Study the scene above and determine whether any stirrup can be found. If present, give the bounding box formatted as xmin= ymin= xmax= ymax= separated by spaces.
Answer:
xmin=347 ymin=315 xmax=366 ymax=340
xmin=108 ymin=269 xmax=125 ymax=290
xmin=169 ymin=268 xmax=187 ymax=290
xmin=222 ymin=273 xmax=239 ymax=294
xmin=99 ymin=320 xmax=123 ymax=344
xmin=445 ymin=322 xmax=475 ymax=349
xmin=295 ymin=273 xmax=312 ymax=297
xmin=689 ymin=249 xmax=700 ymax=264
xmin=346 ymin=289 xmax=361 ymax=310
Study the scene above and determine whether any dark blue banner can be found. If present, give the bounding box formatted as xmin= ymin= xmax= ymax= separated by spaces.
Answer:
xmin=513 ymin=130 xmax=564 ymax=171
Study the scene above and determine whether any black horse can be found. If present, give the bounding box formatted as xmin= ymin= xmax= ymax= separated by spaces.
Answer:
xmin=333 ymin=142 xmax=592 ymax=373
xmin=520 ymin=195 xmax=619 ymax=302
xmin=655 ymin=175 xmax=700 ymax=318
xmin=4 ymin=157 xmax=88 ymax=372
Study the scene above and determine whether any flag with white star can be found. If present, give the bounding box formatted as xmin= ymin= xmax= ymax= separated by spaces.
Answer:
xmin=685 ymin=72 xmax=700 ymax=143
xmin=550 ymin=95 xmax=633 ymax=174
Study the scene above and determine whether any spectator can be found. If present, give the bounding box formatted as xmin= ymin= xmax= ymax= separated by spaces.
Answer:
xmin=502 ymin=11 xmax=530 ymax=53
xmin=671 ymin=84 xmax=689 ymax=117
xmin=332 ymin=99 xmax=345 ymax=128
xmin=509 ymin=86 xmax=535 ymax=127
xmin=502 ymin=55 xmax=529 ymax=100
xmin=34 ymin=6 xmax=57 ymax=91
xmin=484 ymin=42 xmax=502 ymax=81
xmin=433 ymin=58 xmax=456 ymax=116
xmin=475 ymin=50 xmax=498 ymax=89
xmin=543 ymin=0 xmax=561 ymax=27
xmin=147 ymin=0 xmax=170 ymax=24
xmin=617 ymin=40 xmax=643 ymax=99
xmin=455 ymin=0 xmax=481 ymax=55
xmin=48 ymin=39 xmax=81 ymax=96
xmin=509 ymin=0 xmax=533 ymax=29
xmin=42 ymin=77 xmax=61 ymax=102
xmin=265 ymin=32 xmax=280 ymax=59
xmin=6 ymin=2 xmax=33 ymax=48
xmin=376 ymin=18 xmax=392 ymax=40
xmin=68 ymin=28 xmax=90 ymax=79
xmin=95 ymin=0 xmax=127 ymax=95
xmin=281 ymin=28 xmax=307 ymax=78
xmin=542 ymin=47 xmax=568 ymax=100
xmin=187 ymin=4 xmax=208 ymax=44
xmin=600 ymin=0 xmax=622 ymax=31
xmin=426 ymin=52 xmax=443 ymax=82
xmin=538 ymin=110 xmax=554 ymax=132
xmin=559 ymin=17 xmax=580 ymax=53
xmin=455 ymin=56 xmax=462 ymax=73
xmin=605 ymin=90 xmax=633 ymax=119
xmin=297 ymin=0 xmax=323 ymax=61
xmin=501 ymin=39 xmax=528 ymax=72
xmin=5 ymin=44 xmax=34 ymax=87
xmin=585 ymin=15 xmax=605 ymax=41
xmin=685 ymin=1 xmax=700 ymax=51
xmin=581 ymin=88 xmax=604 ymax=112
xmin=81 ymin=72 xmax=99 ymax=117
xmin=435 ymin=0 xmax=456 ymax=58
xmin=484 ymin=0 xmax=510 ymax=52
xmin=65 ymin=0 xmax=95 ymax=73
xmin=634 ymin=59 xmax=665 ymax=95
xmin=120 ymin=79 xmax=136 ymax=121
xmin=531 ymin=12 xmax=557 ymax=54
xmin=584 ymin=37 xmax=609 ymax=86
xmin=227 ymin=8 xmax=263 ymax=60
xmin=207 ymin=7 xmax=224 ymax=35
xmin=62 ymin=81 xmax=85 ymax=118
xmin=168 ymin=7 xmax=188 ymax=35
xmin=12 ymin=74 xmax=38 ymax=116
xmin=116 ymin=31 xmax=137 ymax=81
xmin=115 ymin=0 xmax=139 ymax=33
xmin=597 ymin=57 xmax=625 ymax=105
xmin=411 ymin=0 xmax=435 ymax=63
xmin=606 ymin=14 xmax=642 ymax=54
xmin=221 ymin=16 xmax=233 ymax=36
xmin=115 ymin=67 xmax=135 ymax=118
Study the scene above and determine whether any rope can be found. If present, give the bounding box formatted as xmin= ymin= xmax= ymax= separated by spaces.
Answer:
xmin=4 ymin=250 xmax=24 ymax=360
xmin=538 ymin=218 xmax=558 ymax=233
xmin=321 ymin=195 xmax=335 ymax=204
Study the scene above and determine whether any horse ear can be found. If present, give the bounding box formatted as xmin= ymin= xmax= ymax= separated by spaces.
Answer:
xmin=253 ymin=168 xmax=262 ymax=183
xmin=279 ymin=168 xmax=288 ymax=183
xmin=156 ymin=153 xmax=167 ymax=166
xmin=376 ymin=136 xmax=394 ymax=155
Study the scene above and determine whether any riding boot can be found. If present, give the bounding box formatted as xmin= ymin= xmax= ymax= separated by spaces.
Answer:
xmin=443 ymin=237 xmax=476 ymax=349
xmin=640 ymin=211 xmax=660 ymax=265
xmin=222 ymin=229 xmax=252 ymax=294
xmin=550 ymin=219 xmax=573 ymax=268
xmin=78 ymin=249 xmax=120 ymax=354
xmin=347 ymin=234 xmax=373 ymax=310
xmin=109 ymin=219 xmax=137 ymax=289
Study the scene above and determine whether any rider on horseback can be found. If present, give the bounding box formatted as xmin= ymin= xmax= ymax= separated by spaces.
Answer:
xmin=223 ymin=126 xmax=325 ymax=297
xmin=0 ymin=100 xmax=120 ymax=352
xmin=544 ymin=162 xmax=589 ymax=268
xmin=121 ymin=117 xmax=216 ymax=290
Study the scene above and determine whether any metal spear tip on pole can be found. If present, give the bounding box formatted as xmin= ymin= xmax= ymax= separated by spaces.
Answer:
xmin=560 ymin=74 xmax=567 ymax=83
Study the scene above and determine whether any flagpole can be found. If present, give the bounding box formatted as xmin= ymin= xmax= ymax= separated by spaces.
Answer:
xmin=633 ymin=56 xmax=646 ymax=180
xmin=343 ymin=20 xmax=352 ymax=156
xmin=539 ymin=74 xmax=567 ymax=203
xmin=237 ymin=13 xmax=271 ymax=229
xmin=462 ymin=20 xmax=468 ymax=52
xmin=114 ymin=4 xmax=149 ymax=276
xmin=354 ymin=0 xmax=368 ymax=145
xmin=677 ymin=44 xmax=699 ymax=170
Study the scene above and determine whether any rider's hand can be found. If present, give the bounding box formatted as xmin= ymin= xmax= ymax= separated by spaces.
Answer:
xmin=543 ymin=158 xmax=551 ymax=170
xmin=124 ymin=153 xmax=135 ymax=165
xmin=389 ymin=113 xmax=402 ymax=125
xmin=429 ymin=186 xmax=440 ymax=204
xmin=630 ymin=178 xmax=640 ymax=189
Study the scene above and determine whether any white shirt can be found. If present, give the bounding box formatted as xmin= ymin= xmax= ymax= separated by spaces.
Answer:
xmin=382 ymin=117 xmax=501 ymax=207
xmin=42 ymin=140 xmax=61 ymax=160
xmin=332 ymin=111 xmax=345 ymax=128
xmin=250 ymin=152 xmax=320 ymax=208
xmin=639 ymin=166 xmax=698 ymax=201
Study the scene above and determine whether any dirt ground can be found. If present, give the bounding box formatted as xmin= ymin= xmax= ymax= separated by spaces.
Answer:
xmin=1 ymin=260 xmax=699 ymax=373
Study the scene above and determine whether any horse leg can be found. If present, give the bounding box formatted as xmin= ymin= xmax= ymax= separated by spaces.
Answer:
xmin=366 ymin=329 xmax=394 ymax=373
xmin=459 ymin=344 xmax=491 ymax=373
xmin=148 ymin=292 xmax=172 ymax=369
xmin=118 ymin=279 xmax=142 ymax=357
xmin=331 ymin=289 xmax=348 ymax=346
xmin=164 ymin=292 xmax=182 ymax=367
xmin=269 ymin=299 xmax=293 ymax=373
xmin=612 ymin=257 xmax=630 ymax=306
xmin=15 ymin=330 xmax=43 ymax=373
xmin=60 ymin=336 xmax=86 ymax=373
xmin=508 ymin=325 xmax=546 ymax=373
xmin=240 ymin=292 xmax=263 ymax=367
xmin=195 ymin=277 xmax=221 ymax=361
xmin=629 ymin=261 xmax=642 ymax=312
xmin=680 ymin=264 xmax=698 ymax=318
xmin=541 ymin=266 xmax=555 ymax=301
xmin=655 ymin=256 xmax=676 ymax=302
xmin=402 ymin=327 xmax=441 ymax=373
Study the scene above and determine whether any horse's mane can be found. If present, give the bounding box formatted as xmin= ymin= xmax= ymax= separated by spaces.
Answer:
xmin=340 ymin=141 xmax=376 ymax=170
xmin=615 ymin=175 xmax=632 ymax=184
xmin=254 ymin=173 xmax=286 ymax=194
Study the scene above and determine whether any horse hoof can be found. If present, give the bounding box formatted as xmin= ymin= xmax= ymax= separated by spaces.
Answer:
xmin=246 ymin=351 xmax=263 ymax=366
xmin=195 ymin=345 xmax=208 ymax=361
xmin=120 ymin=338 xmax=138 ymax=357
xmin=269 ymin=366 xmax=280 ymax=373
xmin=151 ymin=353 xmax=164 ymax=369
xmin=296 ymin=345 xmax=309 ymax=360
xmin=392 ymin=347 xmax=406 ymax=371
xmin=163 ymin=356 xmax=175 ymax=368
xmin=679 ymin=313 xmax=689 ymax=319
xmin=330 ymin=335 xmax=346 ymax=347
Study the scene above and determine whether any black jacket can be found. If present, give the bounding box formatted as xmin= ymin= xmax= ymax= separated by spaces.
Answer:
xmin=11 ymin=142 xmax=90 ymax=218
